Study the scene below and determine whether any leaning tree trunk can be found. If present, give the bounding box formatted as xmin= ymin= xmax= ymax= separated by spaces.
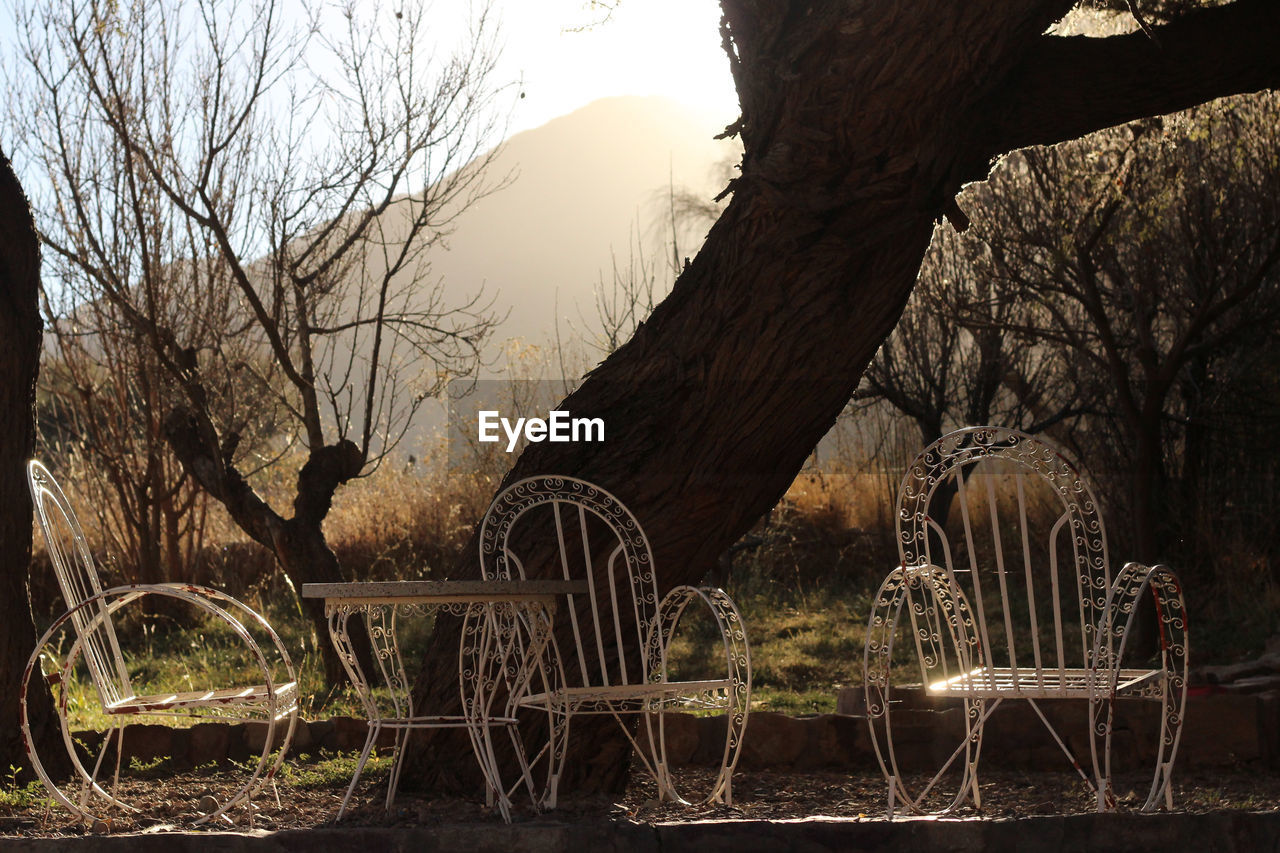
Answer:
xmin=0 ymin=147 xmax=68 ymax=780
xmin=405 ymin=0 xmax=1280 ymax=795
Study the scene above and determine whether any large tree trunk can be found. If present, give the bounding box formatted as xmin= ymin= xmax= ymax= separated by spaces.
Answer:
xmin=0 ymin=147 xmax=68 ymax=780
xmin=405 ymin=0 xmax=1280 ymax=795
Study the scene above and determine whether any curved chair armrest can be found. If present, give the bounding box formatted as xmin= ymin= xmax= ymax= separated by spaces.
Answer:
xmin=645 ymin=585 xmax=751 ymax=691
xmin=143 ymin=582 xmax=297 ymax=682
xmin=1092 ymin=563 xmax=1188 ymax=691
xmin=1088 ymin=563 xmax=1189 ymax=814
xmin=864 ymin=564 xmax=981 ymax=717
xmin=638 ymin=585 xmax=751 ymax=807
xmin=32 ymin=584 xmax=289 ymax=705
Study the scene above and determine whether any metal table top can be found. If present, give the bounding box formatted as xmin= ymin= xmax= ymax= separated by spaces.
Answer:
xmin=301 ymin=579 xmax=589 ymax=605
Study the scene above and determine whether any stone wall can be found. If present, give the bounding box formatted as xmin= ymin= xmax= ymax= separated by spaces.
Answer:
xmin=70 ymin=716 xmax=396 ymax=771
xmin=638 ymin=689 xmax=1280 ymax=772
xmin=74 ymin=689 xmax=1280 ymax=773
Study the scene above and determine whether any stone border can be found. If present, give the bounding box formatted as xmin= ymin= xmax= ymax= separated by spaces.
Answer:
xmin=832 ymin=687 xmax=1280 ymax=770
xmin=3 ymin=812 xmax=1280 ymax=852
xmin=68 ymin=716 xmax=397 ymax=771
xmin=633 ymin=688 xmax=1280 ymax=773
xmin=73 ymin=687 xmax=1280 ymax=773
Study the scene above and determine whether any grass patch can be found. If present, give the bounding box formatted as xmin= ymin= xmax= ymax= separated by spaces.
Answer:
xmin=278 ymin=751 xmax=392 ymax=790
xmin=736 ymin=596 xmax=864 ymax=701
xmin=0 ymin=767 xmax=52 ymax=811
xmin=748 ymin=687 xmax=837 ymax=715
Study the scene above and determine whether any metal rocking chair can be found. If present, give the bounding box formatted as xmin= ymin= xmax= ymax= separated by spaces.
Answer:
xmin=863 ymin=427 xmax=1188 ymax=815
xmin=20 ymin=460 xmax=299 ymax=825
xmin=478 ymin=476 xmax=751 ymax=807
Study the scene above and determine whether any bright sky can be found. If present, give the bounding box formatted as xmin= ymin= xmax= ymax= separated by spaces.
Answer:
xmin=2 ymin=0 xmax=738 ymax=141
xmin=488 ymin=0 xmax=738 ymax=137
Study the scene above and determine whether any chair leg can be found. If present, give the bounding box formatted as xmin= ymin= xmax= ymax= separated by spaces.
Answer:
xmin=543 ymin=708 xmax=568 ymax=810
xmin=110 ymin=724 xmax=125 ymax=804
xmin=264 ymin=710 xmax=300 ymax=811
xmin=80 ymin=723 xmax=124 ymax=817
xmin=384 ymin=726 xmax=412 ymax=813
xmin=615 ymin=710 xmax=682 ymax=805
xmin=641 ymin=713 xmax=680 ymax=805
xmin=336 ymin=724 xmax=380 ymax=821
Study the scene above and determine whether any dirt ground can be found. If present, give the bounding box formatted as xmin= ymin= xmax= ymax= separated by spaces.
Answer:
xmin=3 ymin=763 xmax=1279 ymax=838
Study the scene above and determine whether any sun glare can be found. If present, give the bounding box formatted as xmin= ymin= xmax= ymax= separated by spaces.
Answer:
xmin=496 ymin=0 xmax=738 ymax=136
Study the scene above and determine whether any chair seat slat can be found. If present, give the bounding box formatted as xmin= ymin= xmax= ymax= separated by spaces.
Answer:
xmin=107 ymin=680 xmax=299 ymax=715
xmin=924 ymin=666 xmax=1164 ymax=698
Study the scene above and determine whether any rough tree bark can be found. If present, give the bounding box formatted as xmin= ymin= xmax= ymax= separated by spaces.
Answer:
xmin=0 ymin=147 xmax=67 ymax=779
xmin=406 ymin=0 xmax=1280 ymax=794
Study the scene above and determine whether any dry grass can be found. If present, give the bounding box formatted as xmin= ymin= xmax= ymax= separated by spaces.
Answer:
xmin=324 ymin=461 xmax=498 ymax=583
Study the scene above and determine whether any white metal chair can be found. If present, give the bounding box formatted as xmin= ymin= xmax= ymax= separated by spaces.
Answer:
xmin=863 ymin=427 xmax=1187 ymax=815
xmin=478 ymin=476 xmax=751 ymax=806
xmin=19 ymin=459 xmax=299 ymax=825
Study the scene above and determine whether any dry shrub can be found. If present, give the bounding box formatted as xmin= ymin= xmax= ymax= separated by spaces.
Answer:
xmin=325 ymin=461 xmax=498 ymax=581
xmin=718 ymin=466 xmax=900 ymax=601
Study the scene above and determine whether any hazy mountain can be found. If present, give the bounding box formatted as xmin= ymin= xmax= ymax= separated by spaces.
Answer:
xmin=313 ymin=95 xmax=740 ymax=452
xmin=432 ymin=95 xmax=739 ymax=354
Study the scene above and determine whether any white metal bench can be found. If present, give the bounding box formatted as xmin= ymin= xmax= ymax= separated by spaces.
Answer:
xmin=863 ymin=427 xmax=1187 ymax=815
xmin=20 ymin=460 xmax=298 ymax=825
xmin=479 ymin=476 xmax=751 ymax=806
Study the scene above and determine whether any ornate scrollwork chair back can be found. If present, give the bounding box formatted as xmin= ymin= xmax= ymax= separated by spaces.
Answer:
xmin=864 ymin=427 xmax=1187 ymax=817
xmin=479 ymin=476 xmax=751 ymax=807
xmin=895 ymin=426 xmax=1112 ymax=687
xmin=481 ymin=476 xmax=658 ymax=690
xmin=29 ymin=460 xmax=133 ymax=709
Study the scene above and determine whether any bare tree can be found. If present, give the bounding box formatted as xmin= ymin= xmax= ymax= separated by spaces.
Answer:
xmin=7 ymin=0 xmax=510 ymax=683
xmin=39 ymin=300 xmax=214 ymax=594
xmin=588 ymin=172 xmax=728 ymax=356
xmin=975 ymin=95 xmax=1280 ymax=561
xmin=853 ymin=220 xmax=1091 ymax=538
xmin=858 ymin=223 xmax=1088 ymax=446
xmin=588 ymin=231 xmax=666 ymax=357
